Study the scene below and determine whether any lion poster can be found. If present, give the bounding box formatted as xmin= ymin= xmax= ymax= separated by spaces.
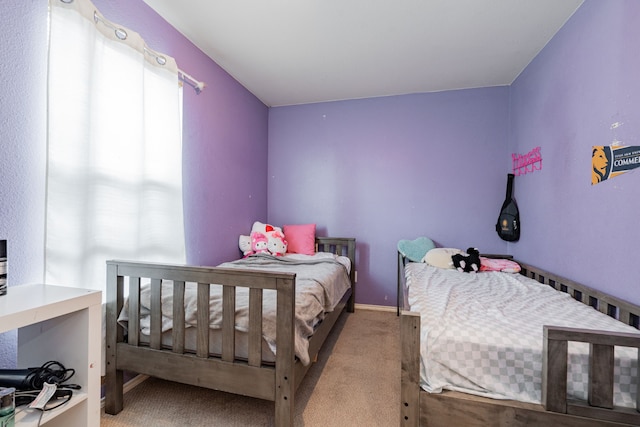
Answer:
xmin=592 ymin=145 xmax=640 ymax=185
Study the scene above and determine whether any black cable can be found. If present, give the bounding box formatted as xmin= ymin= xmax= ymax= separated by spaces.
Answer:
xmin=0 ymin=360 xmax=78 ymax=391
xmin=24 ymin=361 xmax=77 ymax=390
xmin=2 ymin=360 xmax=77 ymax=427
xmin=3 ymin=360 xmax=79 ymax=412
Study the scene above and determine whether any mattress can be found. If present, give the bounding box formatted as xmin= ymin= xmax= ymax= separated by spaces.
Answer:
xmin=405 ymin=263 xmax=639 ymax=407
xmin=118 ymin=252 xmax=352 ymax=366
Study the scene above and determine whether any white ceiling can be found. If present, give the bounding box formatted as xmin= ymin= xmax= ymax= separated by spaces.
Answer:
xmin=142 ymin=0 xmax=584 ymax=107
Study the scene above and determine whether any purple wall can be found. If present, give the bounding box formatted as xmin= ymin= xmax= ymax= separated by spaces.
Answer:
xmin=510 ymin=0 xmax=640 ymax=306
xmin=0 ymin=0 xmax=267 ymax=366
xmin=268 ymin=89 xmax=511 ymax=306
xmin=0 ymin=1 xmax=49 ymax=367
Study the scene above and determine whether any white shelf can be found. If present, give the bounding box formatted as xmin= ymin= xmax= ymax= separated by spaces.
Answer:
xmin=0 ymin=284 xmax=101 ymax=427
xmin=14 ymin=391 xmax=87 ymax=426
xmin=0 ymin=284 xmax=100 ymax=333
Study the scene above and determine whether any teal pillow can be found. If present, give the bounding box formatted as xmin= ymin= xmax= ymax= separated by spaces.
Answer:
xmin=397 ymin=237 xmax=436 ymax=262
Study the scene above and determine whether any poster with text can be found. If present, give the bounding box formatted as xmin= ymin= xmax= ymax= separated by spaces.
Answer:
xmin=592 ymin=145 xmax=640 ymax=185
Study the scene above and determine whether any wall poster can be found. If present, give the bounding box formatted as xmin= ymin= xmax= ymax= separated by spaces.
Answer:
xmin=592 ymin=145 xmax=640 ymax=185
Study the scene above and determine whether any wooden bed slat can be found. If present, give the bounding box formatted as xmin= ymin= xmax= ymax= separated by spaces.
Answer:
xmin=128 ymin=276 xmax=141 ymax=346
xmin=222 ymin=285 xmax=236 ymax=362
xmin=248 ymin=287 xmax=263 ymax=367
xmin=172 ymin=280 xmax=186 ymax=354
xmin=598 ymin=301 xmax=609 ymax=315
xmin=542 ymin=328 xmax=568 ymax=413
xmin=149 ymin=278 xmax=162 ymax=350
xmin=619 ymin=309 xmax=632 ymax=327
xmin=589 ymin=343 xmax=614 ymax=409
xmin=196 ymin=283 xmax=210 ymax=358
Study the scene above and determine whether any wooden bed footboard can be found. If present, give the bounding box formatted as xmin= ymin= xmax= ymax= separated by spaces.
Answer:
xmin=105 ymin=237 xmax=355 ymax=427
xmin=399 ymin=254 xmax=640 ymax=427
xmin=105 ymin=261 xmax=299 ymax=422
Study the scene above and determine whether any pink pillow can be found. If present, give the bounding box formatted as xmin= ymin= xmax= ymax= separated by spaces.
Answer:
xmin=479 ymin=257 xmax=521 ymax=273
xmin=283 ymin=224 xmax=316 ymax=255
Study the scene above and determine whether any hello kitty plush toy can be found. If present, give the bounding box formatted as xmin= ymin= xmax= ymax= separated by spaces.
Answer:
xmin=251 ymin=231 xmax=270 ymax=254
xmin=239 ymin=235 xmax=253 ymax=257
xmin=267 ymin=231 xmax=288 ymax=256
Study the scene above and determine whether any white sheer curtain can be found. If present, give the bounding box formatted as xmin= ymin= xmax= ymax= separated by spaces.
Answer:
xmin=46 ymin=0 xmax=186 ymax=294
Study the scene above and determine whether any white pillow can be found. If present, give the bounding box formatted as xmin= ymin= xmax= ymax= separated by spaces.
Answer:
xmin=424 ymin=248 xmax=463 ymax=269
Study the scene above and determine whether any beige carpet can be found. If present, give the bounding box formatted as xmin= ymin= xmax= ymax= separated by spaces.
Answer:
xmin=101 ymin=309 xmax=400 ymax=426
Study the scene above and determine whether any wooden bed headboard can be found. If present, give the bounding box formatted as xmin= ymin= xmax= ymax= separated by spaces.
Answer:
xmin=317 ymin=237 xmax=356 ymax=312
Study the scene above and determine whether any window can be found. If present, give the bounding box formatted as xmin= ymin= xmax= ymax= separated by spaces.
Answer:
xmin=46 ymin=0 xmax=186 ymax=295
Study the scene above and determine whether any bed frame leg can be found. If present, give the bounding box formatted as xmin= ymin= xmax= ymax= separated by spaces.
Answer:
xmin=274 ymin=276 xmax=296 ymax=426
xmin=401 ymin=311 xmax=421 ymax=427
xmin=105 ymin=262 xmax=124 ymax=415
xmin=274 ymin=382 xmax=294 ymax=427
xmin=104 ymin=368 xmax=123 ymax=415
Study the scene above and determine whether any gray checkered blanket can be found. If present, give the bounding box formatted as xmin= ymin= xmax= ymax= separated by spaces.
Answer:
xmin=406 ymin=263 xmax=639 ymax=407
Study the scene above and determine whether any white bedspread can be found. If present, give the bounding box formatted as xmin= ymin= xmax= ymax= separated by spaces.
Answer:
xmin=118 ymin=252 xmax=351 ymax=366
xmin=406 ymin=263 xmax=639 ymax=407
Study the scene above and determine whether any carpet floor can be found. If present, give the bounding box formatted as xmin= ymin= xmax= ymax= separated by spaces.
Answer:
xmin=101 ymin=309 xmax=400 ymax=426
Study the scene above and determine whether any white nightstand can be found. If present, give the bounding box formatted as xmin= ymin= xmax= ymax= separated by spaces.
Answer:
xmin=0 ymin=284 xmax=101 ymax=427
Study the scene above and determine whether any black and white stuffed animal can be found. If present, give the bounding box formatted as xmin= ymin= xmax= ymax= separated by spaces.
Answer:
xmin=451 ymin=247 xmax=481 ymax=273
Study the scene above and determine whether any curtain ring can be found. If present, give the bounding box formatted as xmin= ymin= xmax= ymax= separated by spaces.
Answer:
xmin=115 ymin=28 xmax=127 ymax=40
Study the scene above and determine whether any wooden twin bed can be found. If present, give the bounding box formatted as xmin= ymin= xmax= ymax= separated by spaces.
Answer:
xmin=398 ymin=252 xmax=640 ymax=427
xmin=105 ymin=237 xmax=356 ymax=427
